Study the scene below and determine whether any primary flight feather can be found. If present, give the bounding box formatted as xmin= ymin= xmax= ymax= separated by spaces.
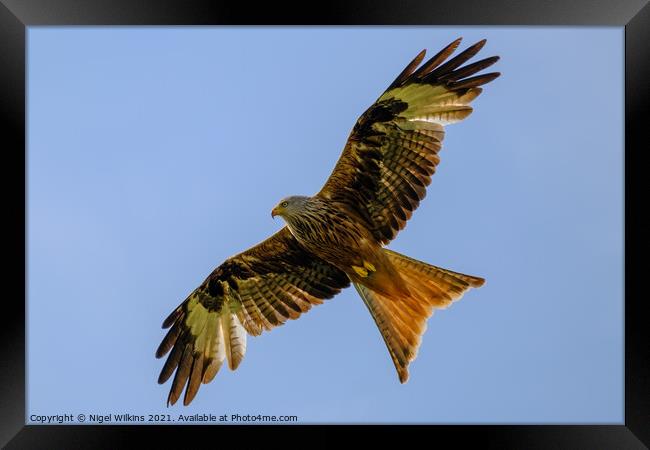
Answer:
xmin=156 ymin=37 xmax=500 ymax=406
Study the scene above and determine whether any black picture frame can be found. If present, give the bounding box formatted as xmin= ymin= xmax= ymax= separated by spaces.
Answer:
xmin=2 ymin=0 xmax=648 ymax=447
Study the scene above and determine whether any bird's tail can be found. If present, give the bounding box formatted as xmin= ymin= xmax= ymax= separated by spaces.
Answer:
xmin=353 ymin=249 xmax=484 ymax=383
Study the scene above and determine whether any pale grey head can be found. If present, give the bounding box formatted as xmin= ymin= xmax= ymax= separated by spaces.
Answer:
xmin=271 ymin=195 xmax=311 ymax=220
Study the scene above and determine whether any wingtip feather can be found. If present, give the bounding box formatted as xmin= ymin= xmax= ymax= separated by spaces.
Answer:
xmin=387 ymin=48 xmax=428 ymax=89
xmin=162 ymin=308 xmax=182 ymax=329
xmin=411 ymin=37 xmax=463 ymax=80
xmin=450 ymin=72 xmax=500 ymax=90
xmin=183 ymin=352 xmax=205 ymax=406
xmin=470 ymin=276 xmax=486 ymax=288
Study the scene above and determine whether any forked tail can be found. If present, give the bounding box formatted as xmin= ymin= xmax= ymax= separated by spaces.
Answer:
xmin=353 ymin=249 xmax=484 ymax=383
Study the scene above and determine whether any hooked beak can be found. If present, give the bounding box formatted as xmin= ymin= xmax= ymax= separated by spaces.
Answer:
xmin=271 ymin=207 xmax=280 ymax=218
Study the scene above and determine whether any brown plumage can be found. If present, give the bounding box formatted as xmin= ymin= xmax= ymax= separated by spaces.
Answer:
xmin=157 ymin=38 xmax=499 ymax=405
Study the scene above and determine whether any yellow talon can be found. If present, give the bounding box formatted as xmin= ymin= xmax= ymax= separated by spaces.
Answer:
xmin=352 ymin=265 xmax=369 ymax=277
xmin=363 ymin=261 xmax=376 ymax=272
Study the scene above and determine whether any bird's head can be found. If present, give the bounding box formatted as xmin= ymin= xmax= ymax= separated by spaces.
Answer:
xmin=271 ymin=195 xmax=309 ymax=220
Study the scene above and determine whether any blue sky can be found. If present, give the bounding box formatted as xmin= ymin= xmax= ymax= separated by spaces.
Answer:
xmin=27 ymin=27 xmax=623 ymax=424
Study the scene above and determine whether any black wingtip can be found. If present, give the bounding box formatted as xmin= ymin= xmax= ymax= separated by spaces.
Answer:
xmin=410 ymin=37 xmax=464 ymax=81
xmin=162 ymin=307 xmax=183 ymax=329
xmin=437 ymin=55 xmax=501 ymax=83
xmin=450 ymin=71 xmax=501 ymax=90
xmin=155 ymin=343 xmax=168 ymax=360
xmin=469 ymin=38 xmax=487 ymax=52
xmin=387 ymin=48 xmax=428 ymax=90
xmin=423 ymin=38 xmax=494 ymax=82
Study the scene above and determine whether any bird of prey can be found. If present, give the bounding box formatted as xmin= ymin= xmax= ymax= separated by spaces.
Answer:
xmin=156 ymin=37 xmax=499 ymax=406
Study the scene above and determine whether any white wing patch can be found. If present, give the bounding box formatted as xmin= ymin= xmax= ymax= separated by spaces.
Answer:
xmin=381 ymin=84 xmax=484 ymax=126
xmin=221 ymin=302 xmax=247 ymax=371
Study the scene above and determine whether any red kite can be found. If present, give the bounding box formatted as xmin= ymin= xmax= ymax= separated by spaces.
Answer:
xmin=157 ymin=38 xmax=499 ymax=405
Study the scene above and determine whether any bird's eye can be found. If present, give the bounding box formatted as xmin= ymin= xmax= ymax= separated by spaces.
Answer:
xmin=281 ymin=201 xmax=288 ymax=207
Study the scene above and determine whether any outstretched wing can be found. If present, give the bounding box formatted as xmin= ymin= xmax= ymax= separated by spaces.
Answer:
xmin=156 ymin=227 xmax=350 ymax=405
xmin=318 ymin=38 xmax=500 ymax=245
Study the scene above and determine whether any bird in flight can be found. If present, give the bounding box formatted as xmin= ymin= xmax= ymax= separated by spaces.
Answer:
xmin=156 ymin=37 xmax=500 ymax=406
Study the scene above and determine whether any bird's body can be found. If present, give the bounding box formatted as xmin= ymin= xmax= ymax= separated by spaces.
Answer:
xmin=276 ymin=195 xmax=372 ymax=263
xmin=275 ymin=195 xmax=409 ymax=298
xmin=156 ymin=38 xmax=500 ymax=406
